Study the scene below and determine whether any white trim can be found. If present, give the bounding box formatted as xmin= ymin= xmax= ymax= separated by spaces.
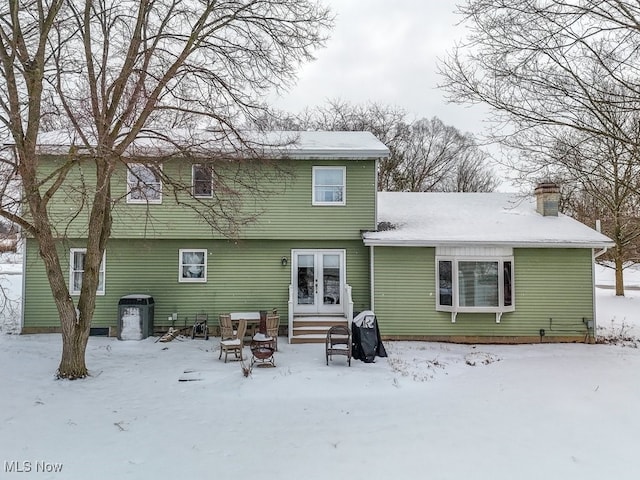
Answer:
xmin=126 ymin=163 xmax=163 ymax=204
xmin=69 ymin=248 xmax=106 ymax=296
xmin=363 ymin=238 xmax=614 ymax=249
xmin=436 ymin=256 xmax=515 ymax=317
xmin=178 ymin=249 xmax=208 ymax=283
xmin=192 ymin=164 xmax=214 ymax=198
xmin=370 ymin=245 xmax=375 ymax=312
xmin=291 ymin=249 xmax=346 ymax=315
xmin=312 ymin=166 xmax=346 ymax=206
xmin=20 ymin=239 xmax=26 ymax=334
xmin=436 ymin=246 xmax=513 ymax=256
xmin=591 ymin=249 xmax=597 ymax=338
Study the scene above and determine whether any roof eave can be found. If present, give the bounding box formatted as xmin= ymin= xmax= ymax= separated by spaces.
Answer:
xmin=362 ymin=238 xmax=616 ymax=249
xmin=279 ymin=149 xmax=389 ymax=160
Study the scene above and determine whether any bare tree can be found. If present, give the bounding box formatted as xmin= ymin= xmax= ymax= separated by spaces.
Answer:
xmin=440 ymin=1 xmax=640 ymax=148
xmin=0 ymin=0 xmax=332 ymax=378
xmin=392 ymin=117 xmax=497 ymax=192
xmin=439 ymin=0 xmax=640 ymax=294
xmin=260 ymin=101 xmax=498 ymax=192
xmin=518 ymin=123 xmax=640 ymax=295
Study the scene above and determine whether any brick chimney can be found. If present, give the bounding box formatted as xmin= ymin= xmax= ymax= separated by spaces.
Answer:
xmin=534 ymin=182 xmax=560 ymax=216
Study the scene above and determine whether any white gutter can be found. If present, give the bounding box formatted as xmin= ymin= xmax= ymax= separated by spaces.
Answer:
xmin=363 ymin=238 xmax=615 ymax=249
xmin=370 ymin=245 xmax=375 ymax=312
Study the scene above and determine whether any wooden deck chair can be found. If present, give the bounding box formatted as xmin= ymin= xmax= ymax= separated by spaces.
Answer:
xmin=219 ymin=319 xmax=247 ymax=363
xmin=325 ymin=325 xmax=351 ymax=366
xmin=266 ymin=313 xmax=280 ymax=351
xmin=218 ymin=314 xmax=233 ymax=340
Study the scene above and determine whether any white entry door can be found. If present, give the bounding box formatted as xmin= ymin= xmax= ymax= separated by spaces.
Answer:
xmin=293 ymin=250 xmax=345 ymax=315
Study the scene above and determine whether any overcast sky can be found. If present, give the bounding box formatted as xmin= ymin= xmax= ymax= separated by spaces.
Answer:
xmin=270 ymin=0 xmax=489 ymax=136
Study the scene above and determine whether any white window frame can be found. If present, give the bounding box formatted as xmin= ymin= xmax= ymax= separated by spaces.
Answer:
xmin=192 ymin=164 xmax=214 ymax=198
xmin=312 ymin=166 xmax=346 ymax=206
xmin=179 ymin=249 xmax=207 ymax=283
xmin=127 ymin=163 xmax=163 ymax=204
xmin=69 ymin=248 xmax=106 ymax=296
xmin=436 ymin=255 xmax=514 ymax=323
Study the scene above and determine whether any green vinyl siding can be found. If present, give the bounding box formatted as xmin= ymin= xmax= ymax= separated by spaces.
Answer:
xmin=23 ymin=238 xmax=370 ymax=330
xmin=373 ymin=246 xmax=594 ymax=339
xmin=38 ymin=156 xmax=376 ymax=241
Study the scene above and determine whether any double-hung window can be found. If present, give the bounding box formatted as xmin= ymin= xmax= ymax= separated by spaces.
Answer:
xmin=192 ymin=164 xmax=214 ymax=198
xmin=70 ymin=248 xmax=106 ymax=295
xmin=312 ymin=166 xmax=346 ymax=205
xmin=127 ymin=163 xmax=162 ymax=203
xmin=436 ymin=247 xmax=514 ymax=322
xmin=179 ymin=249 xmax=207 ymax=283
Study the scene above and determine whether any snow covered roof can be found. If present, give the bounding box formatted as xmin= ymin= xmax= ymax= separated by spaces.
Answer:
xmin=29 ymin=130 xmax=390 ymax=160
xmin=363 ymin=192 xmax=614 ymax=248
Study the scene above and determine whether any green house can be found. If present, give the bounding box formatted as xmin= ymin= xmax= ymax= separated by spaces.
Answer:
xmin=21 ymin=133 xmax=613 ymax=343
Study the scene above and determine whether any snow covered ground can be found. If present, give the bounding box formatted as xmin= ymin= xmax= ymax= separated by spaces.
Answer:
xmin=0 ymin=261 xmax=638 ymax=480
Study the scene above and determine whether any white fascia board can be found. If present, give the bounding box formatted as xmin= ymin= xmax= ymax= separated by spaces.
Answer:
xmin=279 ymin=149 xmax=389 ymax=160
xmin=362 ymin=238 xmax=615 ymax=249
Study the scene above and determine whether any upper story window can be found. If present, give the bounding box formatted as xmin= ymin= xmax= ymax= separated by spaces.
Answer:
xmin=192 ymin=164 xmax=214 ymax=198
xmin=127 ymin=163 xmax=162 ymax=204
xmin=312 ymin=166 xmax=346 ymax=206
xmin=436 ymin=247 xmax=514 ymax=322
xmin=179 ymin=249 xmax=207 ymax=283
xmin=70 ymin=248 xmax=105 ymax=295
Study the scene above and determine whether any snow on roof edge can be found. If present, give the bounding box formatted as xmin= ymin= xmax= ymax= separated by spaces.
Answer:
xmin=365 ymin=191 xmax=614 ymax=248
xmin=21 ymin=130 xmax=391 ymax=159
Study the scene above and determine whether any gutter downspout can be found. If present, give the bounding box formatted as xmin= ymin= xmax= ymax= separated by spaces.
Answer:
xmin=370 ymin=245 xmax=375 ymax=311
xmin=591 ymin=246 xmax=609 ymax=343
xmin=370 ymin=157 xmax=380 ymax=312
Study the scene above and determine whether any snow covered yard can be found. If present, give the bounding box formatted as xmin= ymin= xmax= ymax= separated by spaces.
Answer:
xmin=0 ymin=262 xmax=639 ymax=480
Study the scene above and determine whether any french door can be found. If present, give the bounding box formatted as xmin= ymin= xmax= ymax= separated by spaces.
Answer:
xmin=293 ymin=250 xmax=345 ymax=315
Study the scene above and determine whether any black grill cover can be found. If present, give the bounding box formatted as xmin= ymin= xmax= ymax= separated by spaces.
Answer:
xmin=351 ymin=311 xmax=387 ymax=363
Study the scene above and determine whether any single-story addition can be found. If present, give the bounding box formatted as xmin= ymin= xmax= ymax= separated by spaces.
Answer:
xmin=364 ymin=184 xmax=614 ymax=343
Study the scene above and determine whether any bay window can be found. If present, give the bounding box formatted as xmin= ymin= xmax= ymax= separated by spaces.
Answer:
xmin=436 ymin=251 xmax=514 ymax=322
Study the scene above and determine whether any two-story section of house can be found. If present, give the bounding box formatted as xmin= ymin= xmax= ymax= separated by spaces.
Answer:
xmin=21 ymin=131 xmax=390 ymax=342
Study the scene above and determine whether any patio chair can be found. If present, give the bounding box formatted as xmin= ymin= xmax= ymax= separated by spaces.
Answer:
xmin=219 ymin=319 xmax=247 ymax=363
xmin=325 ymin=325 xmax=351 ymax=367
xmin=218 ymin=314 xmax=233 ymax=339
xmin=266 ymin=313 xmax=280 ymax=351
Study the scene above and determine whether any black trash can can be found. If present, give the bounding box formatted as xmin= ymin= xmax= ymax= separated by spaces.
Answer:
xmin=118 ymin=295 xmax=155 ymax=340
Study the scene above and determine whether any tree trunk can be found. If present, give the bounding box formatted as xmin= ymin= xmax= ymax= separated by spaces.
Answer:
xmin=614 ymin=252 xmax=625 ymax=297
xmin=58 ymin=315 xmax=91 ymax=380
xmin=34 ymin=226 xmax=91 ymax=378
xmin=36 ymin=233 xmax=91 ymax=379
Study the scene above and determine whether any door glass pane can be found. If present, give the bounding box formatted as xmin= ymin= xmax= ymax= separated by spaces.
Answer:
xmin=322 ymin=254 xmax=340 ymax=305
xmin=458 ymin=261 xmax=498 ymax=307
xmin=297 ymin=255 xmax=315 ymax=305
